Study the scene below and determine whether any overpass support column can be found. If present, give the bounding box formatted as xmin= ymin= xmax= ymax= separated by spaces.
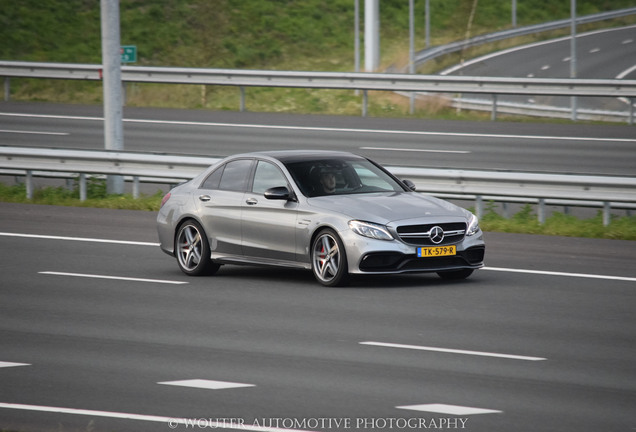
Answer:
xmin=364 ymin=0 xmax=380 ymax=72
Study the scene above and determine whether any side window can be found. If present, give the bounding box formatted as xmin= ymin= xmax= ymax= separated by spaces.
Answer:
xmin=200 ymin=166 xmax=223 ymax=190
xmin=218 ymin=159 xmax=253 ymax=192
xmin=252 ymin=161 xmax=288 ymax=195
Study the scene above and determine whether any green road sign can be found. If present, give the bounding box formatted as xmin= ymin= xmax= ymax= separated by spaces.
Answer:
xmin=120 ymin=45 xmax=137 ymax=63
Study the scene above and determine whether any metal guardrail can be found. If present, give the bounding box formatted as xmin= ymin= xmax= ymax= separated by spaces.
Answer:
xmin=2 ymin=8 xmax=635 ymax=121
xmin=1 ymin=146 xmax=634 ymax=226
xmin=2 ymin=60 xmax=635 ymax=121
xmin=409 ymin=7 xmax=636 ymax=69
xmin=2 ymin=61 xmax=635 ymax=97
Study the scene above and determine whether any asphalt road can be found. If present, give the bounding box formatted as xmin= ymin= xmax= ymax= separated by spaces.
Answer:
xmin=0 ymin=202 xmax=635 ymax=432
xmin=1 ymin=102 xmax=635 ymax=176
xmin=443 ymin=25 xmax=636 ymax=112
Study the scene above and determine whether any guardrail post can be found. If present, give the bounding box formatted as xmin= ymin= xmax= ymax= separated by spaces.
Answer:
xmin=502 ymin=202 xmax=509 ymax=218
xmin=3 ymin=77 xmax=9 ymax=102
xmin=133 ymin=176 xmax=140 ymax=199
xmin=25 ymin=170 xmax=33 ymax=200
xmin=240 ymin=86 xmax=246 ymax=112
xmin=538 ymin=198 xmax=546 ymax=224
xmin=603 ymin=202 xmax=611 ymax=226
xmin=362 ymin=90 xmax=368 ymax=117
xmin=475 ymin=195 xmax=483 ymax=219
xmin=491 ymin=94 xmax=497 ymax=121
xmin=630 ymin=98 xmax=634 ymax=126
xmin=79 ymin=173 xmax=87 ymax=201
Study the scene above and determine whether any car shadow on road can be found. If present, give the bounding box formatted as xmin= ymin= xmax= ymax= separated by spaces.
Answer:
xmin=209 ymin=265 xmax=483 ymax=290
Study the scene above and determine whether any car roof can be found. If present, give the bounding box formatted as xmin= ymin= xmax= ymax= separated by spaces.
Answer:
xmin=228 ymin=150 xmax=365 ymax=164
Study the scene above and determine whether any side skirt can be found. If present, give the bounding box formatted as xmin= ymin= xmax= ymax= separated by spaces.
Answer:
xmin=210 ymin=253 xmax=311 ymax=270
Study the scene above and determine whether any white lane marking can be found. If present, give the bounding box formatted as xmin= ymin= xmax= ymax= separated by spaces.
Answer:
xmin=0 ymin=232 xmax=158 ymax=246
xmin=483 ymin=266 xmax=636 ymax=283
xmin=616 ymin=64 xmax=636 ymax=79
xmin=0 ymin=402 xmax=316 ymax=432
xmin=589 ymin=47 xmax=601 ymax=53
xmin=158 ymin=379 xmax=255 ymax=390
xmin=360 ymin=146 xmax=470 ymax=154
xmin=1 ymin=111 xmax=635 ymax=143
xmin=397 ymin=403 xmax=502 ymax=415
xmin=39 ymin=271 xmax=188 ymax=285
xmin=360 ymin=341 xmax=546 ymax=361
xmin=541 ymin=65 xmax=550 ymax=71
xmin=441 ymin=24 xmax=636 ymax=76
xmin=0 ymin=362 xmax=30 ymax=368
xmin=622 ymin=39 xmax=633 ymax=44
xmin=0 ymin=129 xmax=69 ymax=136
xmin=5 ymin=232 xmax=636 ymax=282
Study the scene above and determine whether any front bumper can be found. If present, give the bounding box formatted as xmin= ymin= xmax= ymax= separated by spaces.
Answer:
xmin=358 ymin=245 xmax=485 ymax=273
xmin=342 ymin=228 xmax=485 ymax=275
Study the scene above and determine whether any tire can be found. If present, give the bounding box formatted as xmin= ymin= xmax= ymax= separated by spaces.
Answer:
xmin=175 ymin=220 xmax=220 ymax=276
xmin=311 ymin=229 xmax=348 ymax=287
xmin=437 ymin=269 xmax=474 ymax=280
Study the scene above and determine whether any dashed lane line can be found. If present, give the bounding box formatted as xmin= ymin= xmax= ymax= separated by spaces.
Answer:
xmin=360 ymin=341 xmax=546 ymax=361
xmin=0 ymin=129 xmax=69 ymax=136
xmin=397 ymin=403 xmax=502 ymax=415
xmin=1 ymin=111 xmax=635 ymax=143
xmin=0 ymin=232 xmax=158 ymax=246
xmin=0 ymin=403 xmax=316 ymax=432
xmin=4 ymin=232 xmax=635 ymax=283
xmin=483 ymin=266 xmax=636 ymax=283
xmin=39 ymin=271 xmax=188 ymax=285
xmin=158 ymin=379 xmax=255 ymax=390
xmin=0 ymin=362 xmax=30 ymax=368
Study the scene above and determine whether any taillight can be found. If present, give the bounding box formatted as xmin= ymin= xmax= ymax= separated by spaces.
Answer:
xmin=160 ymin=192 xmax=171 ymax=208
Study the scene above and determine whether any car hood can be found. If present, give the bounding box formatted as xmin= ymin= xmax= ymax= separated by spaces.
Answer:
xmin=307 ymin=192 xmax=470 ymax=225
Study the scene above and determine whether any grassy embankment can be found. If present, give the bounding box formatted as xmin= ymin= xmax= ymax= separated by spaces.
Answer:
xmin=2 ymin=0 xmax=635 ymax=117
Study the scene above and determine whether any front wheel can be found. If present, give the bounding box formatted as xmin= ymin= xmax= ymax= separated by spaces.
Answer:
xmin=437 ymin=269 xmax=474 ymax=280
xmin=175 ymin=220 xmax=220 ymax=276
xmin=311 ymin=229 xmax=348 ymax=287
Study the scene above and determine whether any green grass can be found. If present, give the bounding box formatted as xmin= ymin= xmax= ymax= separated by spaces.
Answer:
xmin=2 ymin=1 xmax=634 ymax=239
xmin=0 ymin=181 xmax=164 ymax=211
xmin=2 ymin=0 xmax=635 ymax=118
xmin=1 ymin=182 xmax=634 ymax=240
xmin=479 ymin=203 xmax=636 ymax=240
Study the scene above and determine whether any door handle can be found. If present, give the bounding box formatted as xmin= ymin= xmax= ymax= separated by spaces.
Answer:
xmin=198 ymin=195 xmax=211 ymax=202
xmin=246 ymin=198 xmax=258 ymax=205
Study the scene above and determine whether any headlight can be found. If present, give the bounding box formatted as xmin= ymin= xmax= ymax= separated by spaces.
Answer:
xmin=349 ymin=220 xmax=394 ymax=241
xmin=466 ymin=214 xmax=480 ymax=236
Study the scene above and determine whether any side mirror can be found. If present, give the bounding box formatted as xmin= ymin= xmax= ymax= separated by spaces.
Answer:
xmin=264 ymin=186 xmax=294 ymax=201
xmin=402 ymin=179 xmax=417 ymax=191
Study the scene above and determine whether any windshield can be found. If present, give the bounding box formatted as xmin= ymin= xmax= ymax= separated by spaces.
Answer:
xmin=284 ymin=158 xmax=406 ymax=198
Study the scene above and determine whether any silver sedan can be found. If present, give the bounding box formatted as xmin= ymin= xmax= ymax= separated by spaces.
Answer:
xmin=157 ymin=150 xmax=485 ymax=286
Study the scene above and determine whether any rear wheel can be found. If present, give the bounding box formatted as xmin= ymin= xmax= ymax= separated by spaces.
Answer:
xmin=437 ymin=269 xmax=474 ymax=280
xmin=175 ymin=220 xmax=220 ymax=276
xmin=311 ymin=229 xmax=348 ymax=287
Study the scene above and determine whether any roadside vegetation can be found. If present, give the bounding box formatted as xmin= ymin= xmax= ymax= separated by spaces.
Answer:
xmin=1 ymin=182 xmax=634 ymax=240
xmin=1 ymin=0 xmax=635 ymax=118
xmin=1 ymin=1 xmax=634 ymax=239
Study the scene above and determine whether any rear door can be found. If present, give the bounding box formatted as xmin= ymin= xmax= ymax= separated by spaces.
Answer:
xmin=197 ymin=158 xmax=254 ymax=256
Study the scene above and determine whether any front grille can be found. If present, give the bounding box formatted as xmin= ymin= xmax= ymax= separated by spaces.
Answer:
xmin=396 ymin=222 xmax=466 ymax=246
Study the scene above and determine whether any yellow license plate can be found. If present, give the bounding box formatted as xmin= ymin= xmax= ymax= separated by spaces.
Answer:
xmin=417 ymin=245 xmax=456 ymax=258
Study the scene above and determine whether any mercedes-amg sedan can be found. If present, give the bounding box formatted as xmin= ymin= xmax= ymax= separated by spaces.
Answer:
xmin=157 ymin=150 xmax=485 ymax=286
